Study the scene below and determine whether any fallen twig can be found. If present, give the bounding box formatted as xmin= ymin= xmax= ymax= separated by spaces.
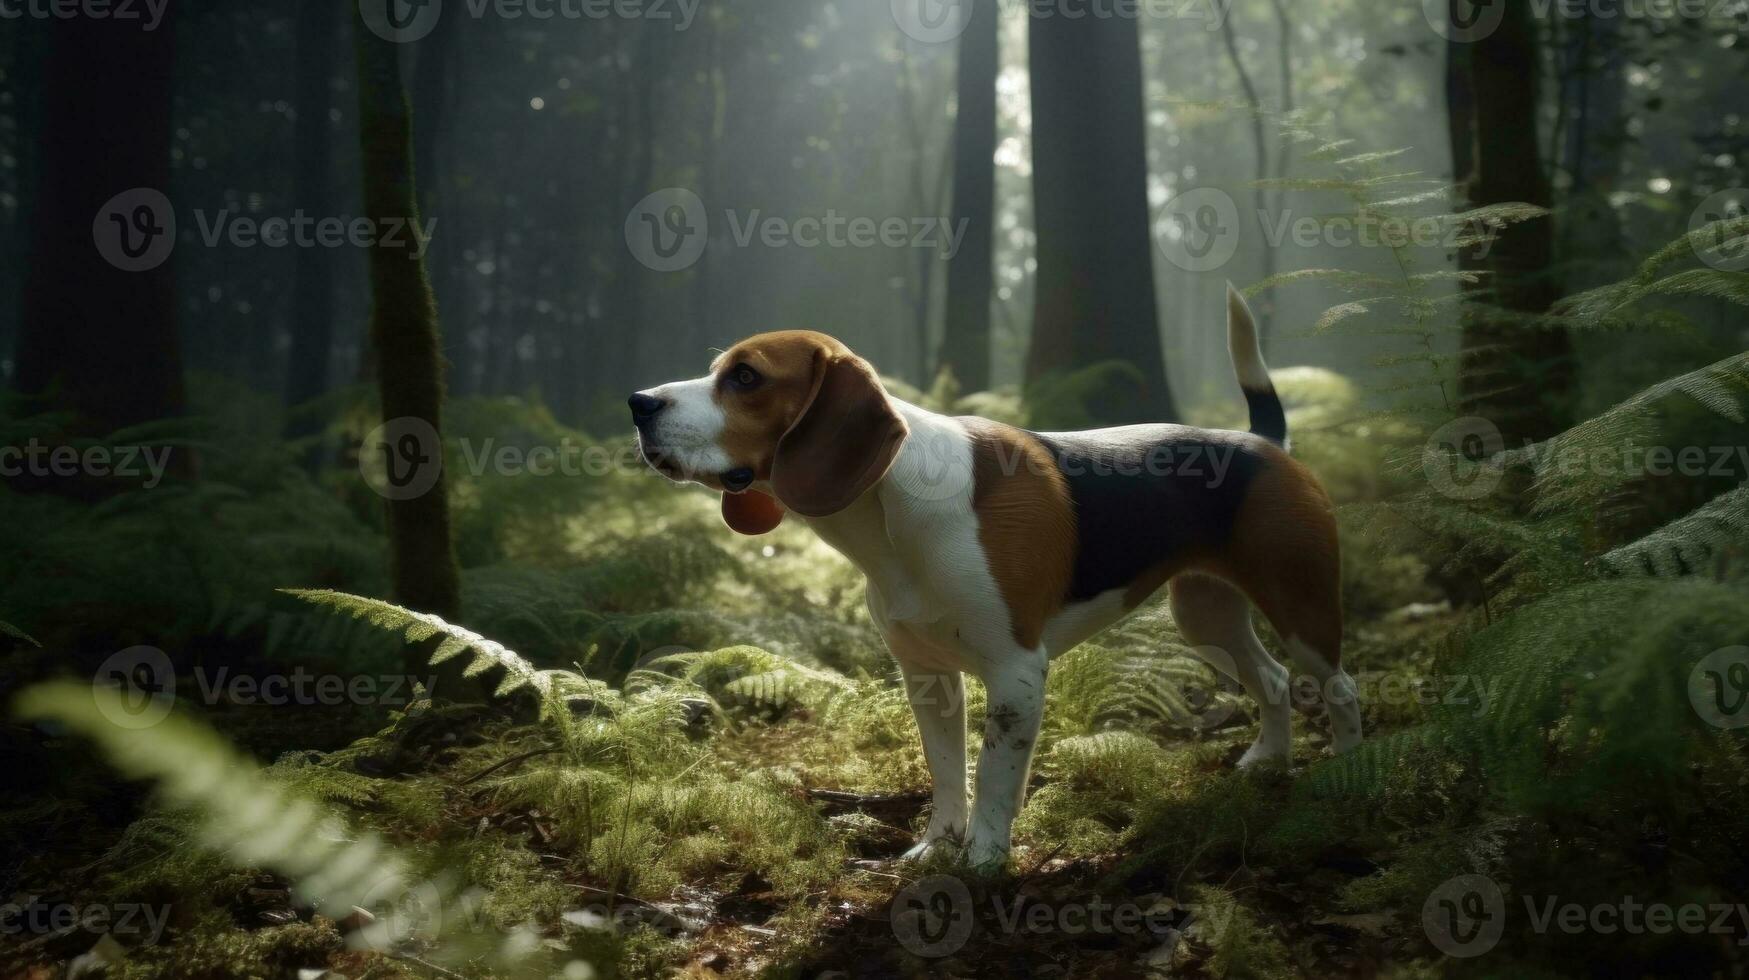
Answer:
xmin=457 ymin=747 xmax=561 ymax=785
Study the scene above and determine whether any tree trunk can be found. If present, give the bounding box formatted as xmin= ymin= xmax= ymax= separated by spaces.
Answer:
xmin=284 ymin=0 xmax=341 ymax=459
xmin=1026 ymin=7 xmax=1177 ymax=424
xmin=353 ymin=5 xmax=463 ymax=624
xmin=1452 ymin=0 xmax=1573 ymax=443
xmin=15 ymin=7 xmax=185 ymax=464
xmin=938 ymin=0 xmax=998 ymax=394
xmin=412 ymin=5 xmax=462 ymax=340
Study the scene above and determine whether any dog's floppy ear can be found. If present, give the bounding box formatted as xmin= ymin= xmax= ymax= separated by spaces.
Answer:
xmin=722 ymin=490 xmax=785 ymax=535
xmin=771 ymin=350 xmax=908 ymax=518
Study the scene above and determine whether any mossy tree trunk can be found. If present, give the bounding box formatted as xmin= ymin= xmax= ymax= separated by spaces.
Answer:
xmin=1451 ymin=1 xmax=1574 ymax=444
xmin=1026 ymin=7 xmax=1178 ymax=424
xmin=353 ymin=8 xmax=463 ymax=640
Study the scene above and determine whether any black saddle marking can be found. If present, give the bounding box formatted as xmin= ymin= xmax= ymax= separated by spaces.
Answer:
xmin=1031 ymin=425 xmax=1270 ymax=602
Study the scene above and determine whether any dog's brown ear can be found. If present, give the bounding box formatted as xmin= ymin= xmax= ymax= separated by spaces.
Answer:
xmin=771 ymin=351 xmax=908 ymax=518
xmin=721 ymin=490 xmax=785 ymax=535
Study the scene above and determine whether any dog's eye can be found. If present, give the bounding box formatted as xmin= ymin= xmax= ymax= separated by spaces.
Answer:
xmin=729 ymin=364 xmax=762 ymax=390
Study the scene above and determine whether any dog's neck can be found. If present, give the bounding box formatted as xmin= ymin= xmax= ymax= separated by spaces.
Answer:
xmin=794 ymin=397 xmax=967 ymax=625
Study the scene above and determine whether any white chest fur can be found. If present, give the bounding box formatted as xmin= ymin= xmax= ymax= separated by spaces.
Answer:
xmin=802 ymin=402 xmax=1017 ymax=673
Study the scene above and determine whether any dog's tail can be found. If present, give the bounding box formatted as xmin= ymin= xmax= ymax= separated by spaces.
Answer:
xmin=1227 ymin=283 xmax=1287 ymax=447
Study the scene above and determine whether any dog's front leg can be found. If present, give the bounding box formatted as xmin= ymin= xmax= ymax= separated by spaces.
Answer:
xmin=895 ymin=654 xmax=968 ymax=860
xmin=965 ymin=648 xmax=1048 ymax=870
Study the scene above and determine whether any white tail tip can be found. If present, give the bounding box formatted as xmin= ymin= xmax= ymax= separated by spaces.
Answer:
xmin=1226 ymin=282 xmax=1272 ymax=391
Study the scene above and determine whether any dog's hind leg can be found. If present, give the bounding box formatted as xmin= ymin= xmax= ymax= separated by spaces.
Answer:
xmin=1232 ymin=519 xmax=1363 ymax=755
xmin=1222 ymin=453 xmax=1362 ymax=754
xmin=1168 ymin=573 xmax=1293 ymax=767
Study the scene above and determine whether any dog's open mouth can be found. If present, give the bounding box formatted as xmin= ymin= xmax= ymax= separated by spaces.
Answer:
xmin=636 ymin=442 xmax=751 ymax=493
xmin=635 ymin=440 xmax=685 ymax=480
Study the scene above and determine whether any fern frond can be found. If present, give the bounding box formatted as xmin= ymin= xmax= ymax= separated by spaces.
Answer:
xmin=1445 ymin=202 xmax=1551 ymax=230
xmin=0 ymin=618 xmax=39 ymax=647
xmin=1314 ymin=301 xmax=1373 ymax=333
xmin=1247 ymin=268 xmax=1395 ymax=296
xmin=281 ymin=589 xmax=608 ymax=708
xmin=629 ymin=645 xmax=848 ymax=715
xmin=1334 ymin=148 xmax=1413 ymax=167
xmin=13 ymin=683 xmax=414 ymax=919
xmin=1597 ymin=485 xmax=1749 ymax=578
xmin=1505 ymin=352 xmax=1749 ymax=511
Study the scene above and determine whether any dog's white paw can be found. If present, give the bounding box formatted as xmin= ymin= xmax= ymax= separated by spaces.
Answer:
xmin=961 ymin=836 xmax=1009 ymax=873
xmin=1236 ymin=740 xmax=1291 ymax=769
xmin=899 ymin=837 xmax=959 ymax=863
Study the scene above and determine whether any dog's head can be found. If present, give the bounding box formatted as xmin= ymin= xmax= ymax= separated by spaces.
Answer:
xmin=629 ymin=331 xmax=908 ymax=534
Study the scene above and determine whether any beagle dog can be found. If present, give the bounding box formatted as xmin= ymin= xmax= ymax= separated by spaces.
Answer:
xmin=629 ymin=286 xmax=1361 ymax=868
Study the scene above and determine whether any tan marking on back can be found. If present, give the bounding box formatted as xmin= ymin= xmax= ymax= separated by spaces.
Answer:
xmin=962 ymin=418 xmax=1077 ymax=650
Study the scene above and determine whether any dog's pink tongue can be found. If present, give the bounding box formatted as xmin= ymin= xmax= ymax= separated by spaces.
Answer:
xmin=721 ymin=490 xmax=785 ymax=535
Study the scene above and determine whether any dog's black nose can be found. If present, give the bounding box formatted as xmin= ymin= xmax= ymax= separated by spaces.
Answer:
xmin=628 ymin=393 xmax=665 ymax=424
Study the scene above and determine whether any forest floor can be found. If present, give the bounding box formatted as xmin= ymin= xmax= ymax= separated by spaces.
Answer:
xmin=4 ymin=600 xmax=1460 ymax=980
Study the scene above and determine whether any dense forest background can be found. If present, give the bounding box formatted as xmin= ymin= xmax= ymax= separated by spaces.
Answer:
xmin=2 ymin=1 xmax=1747 ymax=978
xmin=4 ymin=0 xmax=1740 ymax=423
